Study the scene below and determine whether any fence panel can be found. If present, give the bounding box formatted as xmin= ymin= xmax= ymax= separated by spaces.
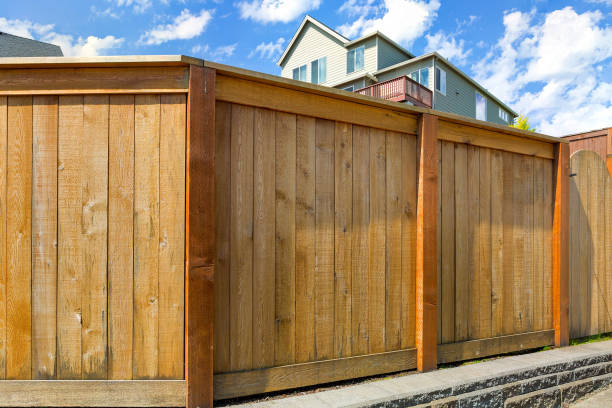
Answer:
xmin=569 ymin=150 xmax=612 ymax=338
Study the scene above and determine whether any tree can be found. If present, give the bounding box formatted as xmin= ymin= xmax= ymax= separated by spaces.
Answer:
xmin=511 ymin=115 xmax=536 ymax=132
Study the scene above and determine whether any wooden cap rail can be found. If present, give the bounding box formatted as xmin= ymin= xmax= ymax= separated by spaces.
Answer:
xmin=0 ymin=56 xmax=569 ymax=408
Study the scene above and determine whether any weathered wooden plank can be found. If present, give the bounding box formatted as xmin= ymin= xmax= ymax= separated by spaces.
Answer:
xmin=214 ymin=348 xmax=417 ymax=400
xmin=553 ymin=143 xmax=569 ymax=346
xmin=533 ymin=158 xmax=546 ymax=332
xmin=186 ymin=66 xmax=215 ymax=408
xmin=401 ymin=134 xmax=417 ymax=349
xmin=542 ymin=159 xmax=554 ymax=331
xmin=31 ymin=95 xmax=58 ymax=380
xmin=0 ymin=96 xmax=6 ymax=380
xmin=501 ymin=151 xmax=515 ymax=336
xmin=213 ymin=101 xmax=231 ymax=373
xmin=453 ymin=143 xmax=468 ymax=342
xmin=252 ymin=107 xmax=276 ymax=369
xmin=275 ymin=111 xmax=296 ymax=366
xmin=605 ymin=150 xmax=612 ymax=333
xmin=134 ymin=94 xmax=160 ymax=379
xmin=295 ymin=115 xmax=316 ymax=363
xmin=352 ymin=125 xmax=370 ymax=356
xmin=468 ymin=146 xmax=480 ymax=339
xmin=589 ymin=151 xmax=604 ymax=335
xmin=0 ymin=67 xmax=189 ymax=95
xmin=108 ymin=95 xmax=135 ymax=380
xmin=490 ymin=150 xmax=504 ymax=337
xmin=57 ymin=96 xmax=83 ymax=380
xmin=416 ymin=114 xmax=438 ymax=371
xmin=229 ymin=104 xmax=254 ymax=372
xmin=478 ymin=148 xmax=492 ymax=339
xmin=385 ymin=131 xmax=402 ymax=350
xmin=81 ymin=95 xmax=109 ymax=380
xmin=512 ymin=154 xmax=528 ymax=334
xmin=158 ymin=94 xmax=186 ymax=379
xmin=440 ymin=141 xmax=455 ymax=344
xmin=0 ymin=380 xmax=186 ymax=407
xmin=334 ymin=121 xmax=352 ymax=358
xmin=6 ymin=96 xmax=32 ymax=379
xmin=369 ymin=127 xmax=386 ymax=354
xmin=315 ymin=118 xmax=335 ymax=360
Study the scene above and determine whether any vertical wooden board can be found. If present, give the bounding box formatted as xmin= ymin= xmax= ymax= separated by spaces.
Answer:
xmin=478 ymin=148 xmax=492 ymax=339
xmin=589 ymin=154 xmax=603 ymax=335
xmin=605 ymin=154 xmax=612 ymax=332
xmin=295 ymin=115 xmax=316 ymax=363
xmin=437 ymin=141 xmax=442 ymax=344
xmin=576 ymin=152 xmax=590 ymax=337
xmin=569 ymin=156 xmax=580 ymax=338
xmin=158 ymin=94 xmax=186 ymax=379
xmin=230 ymin=104 xmax=254 ymax=372
xmin=553 ymin=144 xmax=570 ymax=347
xmin=214 ymin=101 xmax=231 ymax=373
xmin=275 ymin=111 xmax=296 ymax=366
xmin=453 ymin=143 xmax=468 ymax=342
xmin=542 ymin=159 xmax=554 ymax=330
xmin=108 ymin=95 xmax=135 ymax=380
xmin=401 ymin=134 xmax=417 ymax=349
xmin=6 ymin=96 xmax=32 ymax=380
xmin=512 ymin=154 xmax=531 ymax=333
xmin=524 ymin=156 xmax=534 ymax=333
xmin=32 ymin=96 xmax=58 ymax=380
xmin=58 ymin=96 xmax=83 ymax=380
xmin=385 ymin=131 xmax=402 ymax=351
xmin=532 ymin=158 xmax=546 ymax=332
xmin=501 ymin=151 xmax=515 ymax=335
xmin=467 ymin=146 xmax=480 ymax=339
xmin=369 ymin=127 xmax=386 ymax=354
xmin=252 ymin=108 xmax=276 ymax=369
xmin=334 ymin=122 xmax=352 ymax=358
xmin=490 ymin=150 xmax=504 ymax=336
xmin=0 ymin=96 xmax=6 ymax=380
xmin=315 ymin=119 xmax=335 ymax=360
xmin=352 ymin=125 xmax=370 ymax=356
xmin=440 ymin=141 xmax=455 ymax=344
xmin=134 ymin=94 xmax=160 ymax=379
xmin=81 ymin=95 xmax=109 ymax=380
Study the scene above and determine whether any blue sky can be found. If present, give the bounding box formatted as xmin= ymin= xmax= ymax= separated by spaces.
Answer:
xmin=2 ymin=0 xmax=612 ymax=135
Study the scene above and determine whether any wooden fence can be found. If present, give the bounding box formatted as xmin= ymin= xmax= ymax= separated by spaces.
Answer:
xmin=0 ymin=56 xmax=571 ymax=408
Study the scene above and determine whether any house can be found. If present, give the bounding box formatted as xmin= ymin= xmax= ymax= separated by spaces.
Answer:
xmin=278 ymin=15 xmax=517 ymax=126
xmin=0 ymin=31 xmax=63 ymax=57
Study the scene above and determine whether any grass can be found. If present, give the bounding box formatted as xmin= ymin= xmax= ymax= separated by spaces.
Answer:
xmin=570 ymin=332 xmax=612 ymax=346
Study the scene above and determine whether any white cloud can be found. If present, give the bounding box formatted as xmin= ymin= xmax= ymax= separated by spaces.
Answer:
xmin=249 ymin=37 xmax=286 ymax=60
xmin=109 ymin=0 xmax=153 ymax=14
xmin=425 ymin=31 xmax=471 ymax=65
xmin=191 ymin=44 xmax=209 ymax=54
xmin=0 ymin=17 xmax=123 ymax=56
xmin=139 ymin=9 xmax=212 ymax=45
xmin=473 ymin=7 xmax=612 ymax=135
xmin=336 ymin=0 xmax=440 ymax=46
xmin=237 ymin=0 xmax=321 ymax=24
xmin=91 ymin=6 xmax=122 ymax=19
xmin=191 ymin=43 xmax=238 ymax=60
xmin=212 ymin=43 xmax=238 ymax=58
xmin=585 ymin=0 xmax=612 ymax=5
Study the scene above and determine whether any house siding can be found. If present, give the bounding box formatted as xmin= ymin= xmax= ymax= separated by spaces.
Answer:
xmin=377 ymin=38 xmax=410 ymax=70
xmin=376 ymin=57 xmax=434 ymax=91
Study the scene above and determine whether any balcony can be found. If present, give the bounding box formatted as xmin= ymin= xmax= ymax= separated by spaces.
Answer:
xmin=355 ymin=76 xmax=433 ymax=108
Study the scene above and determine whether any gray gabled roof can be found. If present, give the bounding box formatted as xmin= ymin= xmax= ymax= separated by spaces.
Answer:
xmin=0 ymin=32 xmax=63 ymax=57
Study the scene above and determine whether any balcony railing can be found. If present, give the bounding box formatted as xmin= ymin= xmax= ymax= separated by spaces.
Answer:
xmin=355 ymin=75 xmax=433 ymax=108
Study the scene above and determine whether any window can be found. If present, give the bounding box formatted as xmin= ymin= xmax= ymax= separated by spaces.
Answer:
xmin=293 ymin=64 xmax=307 ymax=82
xmin=347 ymin=46 xmax=364 ymax=74
xmin=311 ymin=57 xmax=327 ymax=84
xmin=342 ymin=85 xmax=354 ymax=92
xmin=476 ymin=92 xmax=487 ymax=121
xmin=409 ymin=68 xmax=431 ymax=89
xmin=435 ymin=67 xmax=446 ymax=95
xmin=498 ymin=107 xmax=509 ymax=122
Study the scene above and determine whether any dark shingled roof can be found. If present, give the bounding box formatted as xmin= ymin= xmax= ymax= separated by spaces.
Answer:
xmin=0 ymin=31 xmax=63 ymax=57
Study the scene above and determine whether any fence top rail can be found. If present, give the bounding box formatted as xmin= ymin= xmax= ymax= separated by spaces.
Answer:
xmin=0 ymin=55 xmax=565 ymax=146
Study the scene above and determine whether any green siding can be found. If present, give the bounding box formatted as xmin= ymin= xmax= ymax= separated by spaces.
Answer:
xmin=377 ymin=38 xmax=409 ymax=70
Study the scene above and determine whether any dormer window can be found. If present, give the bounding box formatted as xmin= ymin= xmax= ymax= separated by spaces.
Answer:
xmin=311 ymin=57 xmax=327 ymax=84
xmin=292 ymin=64 xmax=307 ymax=82
xmin=347 ymin=45 xmax=364 ymax=74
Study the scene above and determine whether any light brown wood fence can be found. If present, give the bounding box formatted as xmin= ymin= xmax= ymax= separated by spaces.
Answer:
xmin=0 ymin=57 xmax=572 ymax=408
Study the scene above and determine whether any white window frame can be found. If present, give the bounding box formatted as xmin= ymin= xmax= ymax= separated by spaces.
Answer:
xmin=498 ymin=107 xmax=509 ymax=122
xmin=347 ymin=45 xmax=365 ymax=74
xmin=435 ymin=66 xmax=446 ymax=95
xmin=475 ymin=91 xmax=487 ymax=121
xmin=311 ymin=56 xmax=327 ymax=84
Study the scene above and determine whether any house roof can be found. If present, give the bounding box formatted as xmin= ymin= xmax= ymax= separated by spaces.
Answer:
xmin=0 ymin=32 xmax=63 ymax=57
xmin=277 ymin=15 xmax=414 ymax=67
xmin=375 ymin=52 xmax=518 ymax=118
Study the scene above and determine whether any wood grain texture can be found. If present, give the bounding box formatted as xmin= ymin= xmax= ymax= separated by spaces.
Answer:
xmin=454 ymin=143 xmax=468 ymax=342
xmin=490 ymin=150 xmax=504 ymax=336
xmin=6 ymin=96 xmax=32 ymax=380
xmin=108 ymin=95 xmax=135 ymax=380
xmin=467 ymin=146 xmax=480 ymax=340
xmin=416 ymin=114 xmax=438 ymax=371
xmin=478 ymin=148 xmax=492 ymax=339
xmin=554 ymin=143 xmax=569 ymax=346
xmin=158 ymin=94 xmax=186 ymax=379
xmin=32 ymin=96 xmax=58 ymax=380
xmin=401 ymin=134 xmax=417 ymax=349
xmin=57 ymin=95 xmax=83 ymax=380
xmin=0 ymin=96 xmax=6 ymax=380
xmin=440 ymin=141 xmax=454 ymax=344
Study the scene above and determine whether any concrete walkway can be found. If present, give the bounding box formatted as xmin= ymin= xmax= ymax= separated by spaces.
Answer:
xmin=228 ymin=340 xmax=612 ymax=407
xmin=572 ymin=384 xmax=612 ymax=407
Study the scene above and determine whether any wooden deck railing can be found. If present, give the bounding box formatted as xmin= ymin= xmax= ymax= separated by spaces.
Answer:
xmin=355 ymin=75 xmax=433 ymax=107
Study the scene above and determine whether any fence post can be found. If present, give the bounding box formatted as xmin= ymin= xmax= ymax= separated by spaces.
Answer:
xmin=416 ymin=113 xmax=438 ymax=371
xmin=553 ymin=142 xmax=569 ymax=347
xmin=607 ymin=128 xmax=612 ymax=179
xmin=186 ymin=64 xmax=216 ymax=408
